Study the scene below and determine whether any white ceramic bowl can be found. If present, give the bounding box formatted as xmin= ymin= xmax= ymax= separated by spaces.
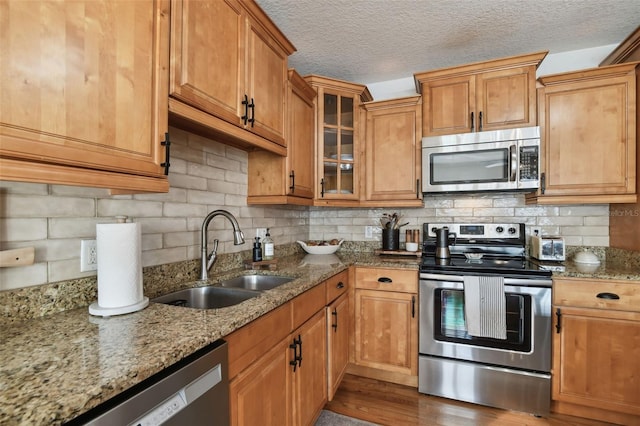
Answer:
xmin=573 ymin=250 xmax=600 ymax=265
xmin=297 ymin=239 xmax=344 ymax=255
xmin=405 ymin=242 xmax=419 ymax=252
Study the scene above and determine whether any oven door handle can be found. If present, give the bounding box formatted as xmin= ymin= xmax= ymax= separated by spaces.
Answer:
xmin=419 ymin=273 xmax=552 ymax=288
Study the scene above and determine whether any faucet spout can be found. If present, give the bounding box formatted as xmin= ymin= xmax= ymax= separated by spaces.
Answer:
xmin=200 ymin=210 xmax=245 ymax=281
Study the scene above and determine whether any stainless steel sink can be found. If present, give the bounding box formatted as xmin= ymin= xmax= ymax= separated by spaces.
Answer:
xmin=152 ymin=286 xmax=260 ymax=309
xmin=220 ymin=275 xmax=293 ymax=291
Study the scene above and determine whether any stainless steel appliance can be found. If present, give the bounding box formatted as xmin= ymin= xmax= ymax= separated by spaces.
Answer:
xmin=434 ymin=227 xmax=456 ymax=259
xmin=530 ymin=234 xmax=565 ymax=261
xmin=422 ymin=127 xmax=540 ymax=194
xmin=419 ymin=223 xmax=552 ymax=416
xmin=70 ymin=340 xmax=229 ymax=426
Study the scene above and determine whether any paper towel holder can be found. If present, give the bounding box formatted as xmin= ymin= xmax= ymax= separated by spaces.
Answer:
xmin=89 ymin=219 xmax=149 ymax=317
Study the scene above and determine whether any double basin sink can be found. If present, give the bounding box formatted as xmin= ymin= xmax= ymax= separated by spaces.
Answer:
xmin=152 ymin=275 xmax=294 ymax=309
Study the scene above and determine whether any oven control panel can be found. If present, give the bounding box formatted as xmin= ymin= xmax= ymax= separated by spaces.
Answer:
xmin=425 ymin=223 xmax=522 ymax=239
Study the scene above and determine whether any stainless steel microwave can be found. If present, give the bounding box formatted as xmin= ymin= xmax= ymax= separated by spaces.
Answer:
xmin=421 ymin=127 xmax=540 ymax=194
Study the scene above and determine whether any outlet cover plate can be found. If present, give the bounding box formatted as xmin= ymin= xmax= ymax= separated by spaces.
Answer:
xmin=81 ymin=239 xmax=97 ymax=272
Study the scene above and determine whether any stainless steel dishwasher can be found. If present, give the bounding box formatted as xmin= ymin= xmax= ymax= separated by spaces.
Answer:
xmin=68 ymin=340 xmax=229 ymax=426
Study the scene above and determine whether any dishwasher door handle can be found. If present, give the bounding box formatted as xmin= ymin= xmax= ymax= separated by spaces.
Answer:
xmin=183 ymin=363 xmax=223 ymax=403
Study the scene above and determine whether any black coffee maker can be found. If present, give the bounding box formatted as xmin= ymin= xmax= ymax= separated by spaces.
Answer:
xmin=435 ymin=227 xmax=456 ymax=259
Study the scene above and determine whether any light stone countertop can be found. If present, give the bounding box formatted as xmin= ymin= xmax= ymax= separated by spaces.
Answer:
xmin=1 ymin=249 xmax=637 ymax=425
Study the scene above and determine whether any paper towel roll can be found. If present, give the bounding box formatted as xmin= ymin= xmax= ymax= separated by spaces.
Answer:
xmin=89 ymin=222 xmax=148 ymax=316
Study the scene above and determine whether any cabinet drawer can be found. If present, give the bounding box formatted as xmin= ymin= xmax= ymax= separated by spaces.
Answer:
xmin=326 ymin=269 xmax=349 ymax=303
xmin=226 ymin=302 xmax=292 ymax=379
xmin=291 ymin=282 xmax=326 ymax=330
xmin=355 ymin=267 xmax=417 ymax=293
xmin=554 ymin=278 xmax=640 ymax=313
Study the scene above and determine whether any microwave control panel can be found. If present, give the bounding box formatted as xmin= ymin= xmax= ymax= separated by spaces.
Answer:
xmin=519 ymin=146 xmax=539 ymax=181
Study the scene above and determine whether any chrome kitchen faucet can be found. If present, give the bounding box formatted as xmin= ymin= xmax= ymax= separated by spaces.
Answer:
xmin=200 ymin=210 xmax=245 ymax=280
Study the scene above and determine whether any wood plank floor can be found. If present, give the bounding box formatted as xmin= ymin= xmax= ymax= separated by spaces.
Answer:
xmin=324 ymin=374 xmax=618 ymax=426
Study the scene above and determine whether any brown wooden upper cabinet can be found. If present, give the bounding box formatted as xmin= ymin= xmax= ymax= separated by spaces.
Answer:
xmin=169 ymin=0 xmax=295 ymax=154
xmin=362 ymin=96 xmax=423 ymax=206
xmin=247 ymin=70 xmax=316 ymax=205
xmin=305 ymin=76 xmax=372 ymax=206
xmin=0 ymin=0 xmax=170 ymax=193
xmin=526 ymin=62 xmax=638 ymax=205
xmin=414 ymin=51 xmax=547 ymax=137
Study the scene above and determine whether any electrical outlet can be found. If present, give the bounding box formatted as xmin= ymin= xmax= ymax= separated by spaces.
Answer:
xmin=81 ymin=239 xmax=97 ymax=272
xmin=256 ymin=228 xmax=267 ymax=241
xmin=365 ymin=226 xmax=373 ymax=239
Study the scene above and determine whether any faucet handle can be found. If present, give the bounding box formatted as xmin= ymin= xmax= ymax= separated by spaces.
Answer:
xmin=206 ymin=239 xmax=219 ymax=271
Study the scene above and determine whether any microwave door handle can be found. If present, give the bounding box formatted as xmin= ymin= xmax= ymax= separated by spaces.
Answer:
xmin=509 ymin=145 xmax=517 ymax=182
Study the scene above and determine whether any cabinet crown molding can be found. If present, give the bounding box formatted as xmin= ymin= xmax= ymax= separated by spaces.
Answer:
xmin=413 ymin=50 xmax=548 ymax=92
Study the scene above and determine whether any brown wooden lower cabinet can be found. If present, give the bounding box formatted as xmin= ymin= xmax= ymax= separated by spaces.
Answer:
xmin=350 ymin=267 xmax=418 ymax=387
xmin=552 ymin=277 xmax=640 ymax=424
xmin=227 ymin=270 xmax=352 ymax=425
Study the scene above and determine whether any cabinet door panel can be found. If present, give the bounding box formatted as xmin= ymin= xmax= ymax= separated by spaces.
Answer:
xmin=423 ymin=75 xmax=474 ymax=136
xmin=287 ymin=79 xmax=315 ymax=197
xmin=170 ymin=0 xmax=244 ymax=125
xmin=246 ymin=17 xmax=287 ymax=146
xmin=1 ymin=0 xmax=167 ymax=178
xmin=543 ymin=82 xmax=631 ymax=194
xmin=327 ymin=292 xmax=349 ymax=401
xmin=476 ymin=66 xmax=536 ymax=130
xmin=294 ymin=310 xmax=327 ymax=426
xmin=365 ymin=100 xmax=421 ymax=201
xmin=354 ymin=289 xmax=417 ymax=375
xmin=554 ymin=308 xmax=640 ymax=414
xmin=230 ymin=339 xmax=292 ymax=426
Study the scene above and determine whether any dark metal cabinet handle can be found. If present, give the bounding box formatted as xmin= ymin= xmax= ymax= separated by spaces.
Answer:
xmin=596 ymin=292 xmax=620 ymax=300
xmin=541 ymin=172 xmax=546 ymax=195
xmin=411 ymin=295 xmax=416 ymax=318
xmin=470 ymin=111 xmax=475 ymax=132
xmin=416 ymin=179 xmax=420 ymax=199
xmin=555 ymin=308 xmax=561 ymax=333
xmin=378 ymin=277 xmax=393 ymax=283
xmin=336 ymin=281 xmax=345 ymax=289
xmin=289 ymin=340 xmax=298 ymax=372
xmin=332 ymin=308 xmax=338 ymax=332
xmin=320 ymin=178 xmax=325 ymax=197
xmin=241 ymin=94 xmax=249 ymax=125
xmin=289 ymin=335 xmax=302 ymax=371
xmin=248 ymin=98 xmax=255 ymax=127
xmin=478 ymin=111 xmax=483 ymax=132
xmin=289 ymin=171 xmax=295 ymax=192
xmin=160 ymin=132 xmax=171 ymax=175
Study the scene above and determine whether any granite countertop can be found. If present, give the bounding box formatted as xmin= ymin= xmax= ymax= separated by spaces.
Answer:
xmin=0 ymin=252 xmax=418 ymax=426
xmin=1 ymin=248 xmax=637 ymax=425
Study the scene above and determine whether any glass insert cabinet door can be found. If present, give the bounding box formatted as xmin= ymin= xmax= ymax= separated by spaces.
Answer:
xmin=321 ymin=93 xmax=355 ymax=196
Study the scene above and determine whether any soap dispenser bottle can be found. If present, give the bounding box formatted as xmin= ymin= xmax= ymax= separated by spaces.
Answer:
xmin=253 ymin=237 xmax=263 ymax=262
xmin=263 ymin=228 xmax=274 ymax=260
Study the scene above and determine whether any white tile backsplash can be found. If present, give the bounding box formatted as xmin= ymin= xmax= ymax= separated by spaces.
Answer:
xmin=0 ymin=128 xmax=612 ymax=291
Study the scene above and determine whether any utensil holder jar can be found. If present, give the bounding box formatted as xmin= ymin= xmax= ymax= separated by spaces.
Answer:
xmin=382 ymin=228 xmax=400 ymax=250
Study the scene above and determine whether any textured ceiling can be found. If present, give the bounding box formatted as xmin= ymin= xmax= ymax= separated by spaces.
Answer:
xmin=256 ymin=0 xmax=640 ymax=85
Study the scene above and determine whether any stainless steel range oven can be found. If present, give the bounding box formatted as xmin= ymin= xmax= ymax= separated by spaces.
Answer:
xmin=418 ymin=223 xmax=553 ymax=416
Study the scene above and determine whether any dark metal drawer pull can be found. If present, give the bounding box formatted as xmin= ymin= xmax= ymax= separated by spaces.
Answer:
xmin=596 ymin=292 xmax=620 ymax=300
xmin=378 ymin=277 xmax=393 ymax=283
xmin=336 ymin=281 xmax=345 ymax=289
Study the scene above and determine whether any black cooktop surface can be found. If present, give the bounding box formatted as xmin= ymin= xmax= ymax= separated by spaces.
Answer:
xmin=420 ymin=255 xmax=552 ymax=278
